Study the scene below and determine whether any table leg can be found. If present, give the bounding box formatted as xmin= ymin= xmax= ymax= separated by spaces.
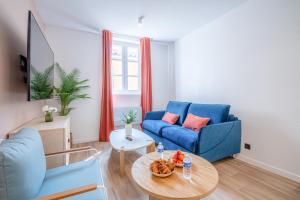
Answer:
xmin=147 ymin=142 xmax=156 ymax=153
xmin=149 ymin=195 xmax=160 ymax=200
xmin=120 ymin=149 xmax=125 ymax=176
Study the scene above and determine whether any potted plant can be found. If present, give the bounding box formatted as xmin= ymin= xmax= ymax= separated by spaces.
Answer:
xmin=55 ymin=63 xmax=90 ymax=116
xmin=122 ymin=110 xmax=137 ymax=140
xmin=42 ymin=105 xmax=57 ymax=122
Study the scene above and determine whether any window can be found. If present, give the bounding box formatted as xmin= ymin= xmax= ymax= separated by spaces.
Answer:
xmin=111 ymin=40 xmax=140 ymax=94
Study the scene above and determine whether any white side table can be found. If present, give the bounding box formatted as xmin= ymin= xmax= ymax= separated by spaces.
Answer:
xmin=110 ymin=128 xmax=155 ymax=176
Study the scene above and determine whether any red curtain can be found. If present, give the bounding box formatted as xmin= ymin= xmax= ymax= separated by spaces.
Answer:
xmin=99 ymin=30 xmax=114 ymax=141
xmin=140 ymin=37 xmax=152 ymax=119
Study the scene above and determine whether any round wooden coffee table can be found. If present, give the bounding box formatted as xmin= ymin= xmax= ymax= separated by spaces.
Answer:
xmin=131 ymin=151 xmax=219 ymax=200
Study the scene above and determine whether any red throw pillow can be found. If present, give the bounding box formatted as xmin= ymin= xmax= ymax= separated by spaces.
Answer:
xmin=162 ymin=112 xmax=180 ymax=124
xmin=182 ymin=114 xmax=210 ymax=132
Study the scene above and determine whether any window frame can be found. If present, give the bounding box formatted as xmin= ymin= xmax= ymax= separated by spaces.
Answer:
xmin=111 ymin=40 xmax=141 ymax=95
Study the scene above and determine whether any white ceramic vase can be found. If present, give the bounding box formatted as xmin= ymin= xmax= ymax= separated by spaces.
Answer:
xmin=125 ymin=123 xmax=133 ymax=139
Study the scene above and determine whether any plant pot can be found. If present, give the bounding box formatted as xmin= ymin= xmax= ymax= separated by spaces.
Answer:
xmin=45 ymin=112 xmax=53 ymax=122
xmin=125 ymin=123 xmax=133 ymax=140
xmin=60 ymin=103 xmax=69 ymax=116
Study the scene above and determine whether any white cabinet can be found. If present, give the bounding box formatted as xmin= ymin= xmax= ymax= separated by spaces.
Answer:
xmin=9 ymin=116 xmax=71 ymax=168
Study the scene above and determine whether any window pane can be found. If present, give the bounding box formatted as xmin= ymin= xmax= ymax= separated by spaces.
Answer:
xmin=127 ymin=47 xmax=138 ymax=61
xmin=128 ymin=62 xmax=139 ymax=76
xmin=128 ymin=77 xmax=138 ymax=91
xmin=112 ymin=45 xmax=122 ymax=59
xmin=112 ymin=76 xmax=123 ymax=91
xmin=112 ymin=60 xmax=122 ymax=75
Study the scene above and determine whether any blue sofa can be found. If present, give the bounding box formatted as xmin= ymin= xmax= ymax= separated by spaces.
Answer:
xmin=0 ymin=128 xmax=106 ymax=200
xmin=142 ymin=101 xmax=241 ymax=162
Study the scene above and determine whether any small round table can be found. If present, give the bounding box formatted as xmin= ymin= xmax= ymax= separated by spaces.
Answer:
xmin=131 ymin=151 xmax=219 ymax=200
xmin=110 ymin=129 xmax=155 ymax=176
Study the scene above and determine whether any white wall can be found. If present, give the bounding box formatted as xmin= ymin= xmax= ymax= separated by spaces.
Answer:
xmin=46 ymin=26 xmax=174 ymax=143
xmin=174 ymin=0 xmax=300 ymax=182
xmin=0 ymin=0 xmax=46 ymax=138
xmin=45 ymin=26 xmax=102 ymax=143
xmin=152 ymin=42 xmax=175 ymax=110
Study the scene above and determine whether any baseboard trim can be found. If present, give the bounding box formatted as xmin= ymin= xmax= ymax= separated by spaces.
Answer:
xmin=236 ymin=154 xmax=300 ymax=183
xmin=73 ymin=137 xmax=99 ymax=144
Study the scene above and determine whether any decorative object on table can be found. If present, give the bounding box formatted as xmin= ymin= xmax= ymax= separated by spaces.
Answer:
xmin=55 ymin=63 xmax=90 ymax=116
xmin=122 ymin=110 xmax=137 ymax=140
xmin=42 ymin=105 xmax=57 ymax=122
xmin=150 ymin=159 xmax=175 ymax=177
xmin=172 ymin=150 xmax=185 ymax=167
xmin=30 ymin=65 xmax=54 ymax=100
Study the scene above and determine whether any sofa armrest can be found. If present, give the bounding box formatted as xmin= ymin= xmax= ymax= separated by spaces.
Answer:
xmin=227 ymin=114 xmax=239 ymax=121
xmin=144 ymin=111 xmax=165 ymax=120
xmin=198 ymin=120 xmax=241 ymax=154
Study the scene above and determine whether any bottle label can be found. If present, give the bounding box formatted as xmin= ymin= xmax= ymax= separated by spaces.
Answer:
xmin=183 ymin=162 xmax=192 ymax=168
xmin=157 ymin=148 xmax=163 ymax=153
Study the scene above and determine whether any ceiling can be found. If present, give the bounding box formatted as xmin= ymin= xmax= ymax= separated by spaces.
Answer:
xmin=34 ymin=0 xmax=245 ymax=42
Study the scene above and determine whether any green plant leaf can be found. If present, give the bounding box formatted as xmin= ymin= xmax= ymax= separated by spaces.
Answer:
xmin=55 ymin=63 xmax=90 ymax=115
xmin=122 ymin=110 xmax=137 ymax=124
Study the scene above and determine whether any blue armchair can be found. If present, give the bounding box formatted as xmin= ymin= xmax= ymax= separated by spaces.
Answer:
xmin=0 ymin=128 xmax=107 ymax=200
xmin=142 ymin=101 xmax=241 ymax=162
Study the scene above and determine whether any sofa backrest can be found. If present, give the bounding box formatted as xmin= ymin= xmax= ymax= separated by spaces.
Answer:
xmin=166 ymin=101 xmax=191 ymax=125
xmin=187 ymin=103 xmax=230 ymax=124
xmin=0 ymin=128 xmax=46 ymax=200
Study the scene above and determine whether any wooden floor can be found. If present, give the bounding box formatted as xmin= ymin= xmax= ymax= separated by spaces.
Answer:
xmin=71 ymin=142 xmax=300 ymax=200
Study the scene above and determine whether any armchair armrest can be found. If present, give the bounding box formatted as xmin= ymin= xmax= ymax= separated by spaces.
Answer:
xmin=36 ymin=184 xmax=98 ymax=200
xmin=46 ymin=146 xmax=102 ymax=163
xmin=144 ymin=110 xmax=165 ymax=120
xmin=198 ymin=120 xmax=241 ymax=154
xmin=45 ymin=146 xmax=96 ymax=157
xmin=45 ymin=146 xmax=93 ymax=157
xmin=36 ymin=184 xmax=107 ymax=200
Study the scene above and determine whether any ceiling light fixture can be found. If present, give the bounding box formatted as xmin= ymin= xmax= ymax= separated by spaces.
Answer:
xmin=138 ymin=16 xmax=144 ymax=27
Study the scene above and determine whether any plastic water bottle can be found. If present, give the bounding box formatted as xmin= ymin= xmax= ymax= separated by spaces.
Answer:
xmin=157 ymin=142 xmax=164 ymax=159
xmin=183 ymin=154 xmax=192 ymax=179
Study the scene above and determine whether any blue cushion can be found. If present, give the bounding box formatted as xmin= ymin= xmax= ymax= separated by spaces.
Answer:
xmin=161 ymin=138 xmax=193 ymax=153
xmin=144 ymin=129 xmax=193 ymax=153
xmin=165 ymin=101 xmax=191 ymax=125
xmin=36 ymin=158 xmax=105 ymax=200
xmin=142 ymin=120 xmax=174 ymax=136
xmin=144 ymin=129 xmax=164 ymax=144
xmin=188 ymin=104 xmax=230 ymax=124
xmin=0 ymin=128 xmax=46 ymax=200
xmin=162 ymin=126 xmax=198 ymax=152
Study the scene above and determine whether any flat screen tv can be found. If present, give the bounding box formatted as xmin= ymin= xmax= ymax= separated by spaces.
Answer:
xmin=27 ymin=11 xmax=54 ymax=101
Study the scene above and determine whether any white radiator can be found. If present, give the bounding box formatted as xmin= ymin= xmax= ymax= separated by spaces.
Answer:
xmin=113 ymin=106 xmax=142 ymax=127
